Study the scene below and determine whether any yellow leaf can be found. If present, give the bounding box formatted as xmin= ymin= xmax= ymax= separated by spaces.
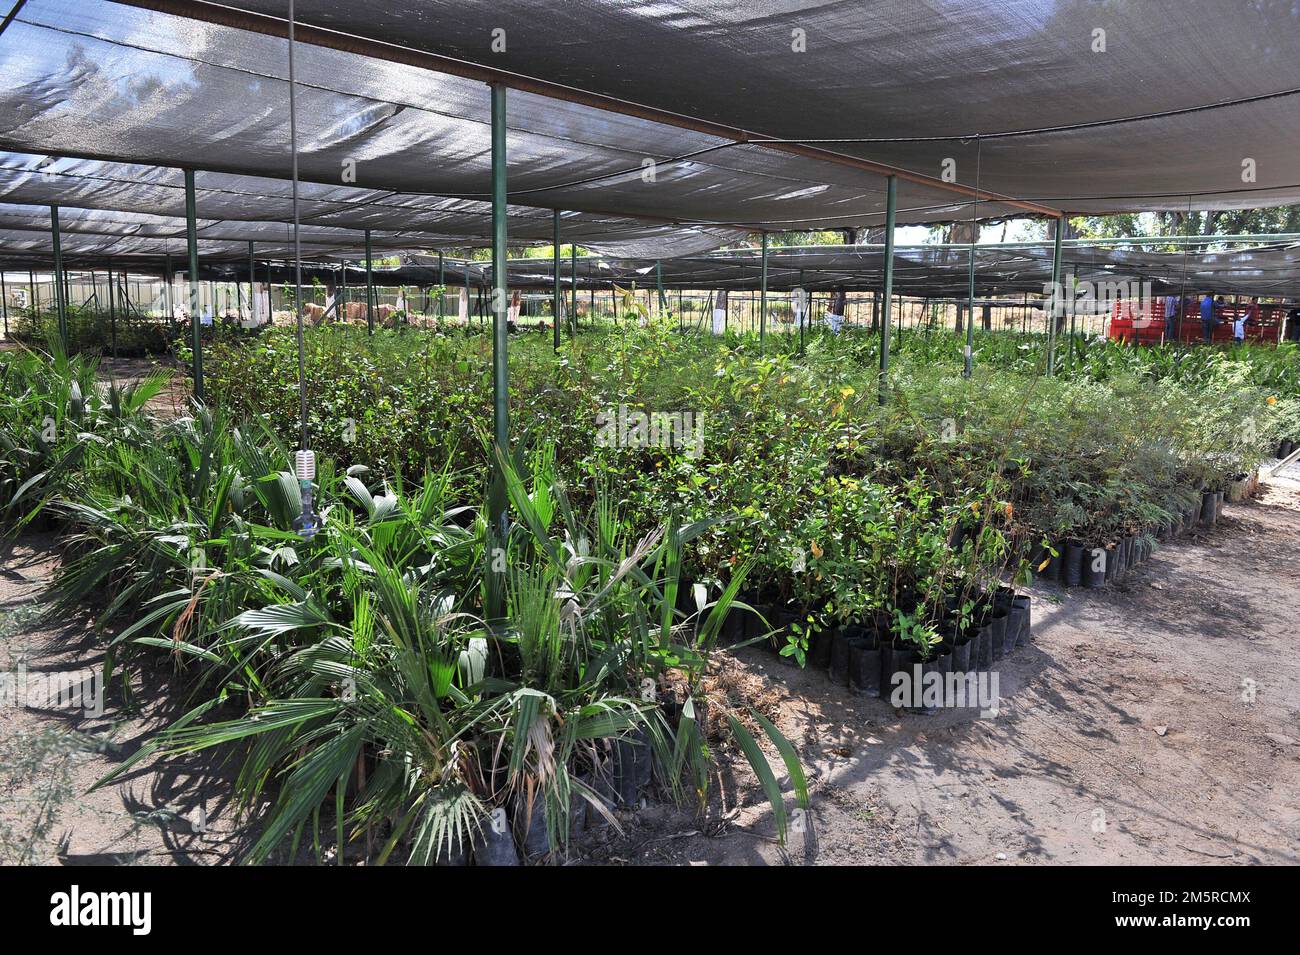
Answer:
xmin=1037 ymin=557 xmax=1050 ymax=572
xmin=840 ymin=386 xmax=855 ymax=398
xmin=810 ymin=541 xmax=824 ymax=558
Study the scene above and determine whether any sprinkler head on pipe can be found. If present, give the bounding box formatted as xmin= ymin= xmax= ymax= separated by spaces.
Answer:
xmin=292 ymin=449 xmax=321 ymax=539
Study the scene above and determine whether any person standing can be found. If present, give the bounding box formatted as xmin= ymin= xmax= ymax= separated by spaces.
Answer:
xmin=1200 ymin=293 xmax=1216 ymax=342
xmin=825 ymin=286 xmax=847 ymax=333
xmin=1238 ymin=296 xmax=1260 ymax=343
xmin=1232 ymin=309 xmax=1246 ymax=343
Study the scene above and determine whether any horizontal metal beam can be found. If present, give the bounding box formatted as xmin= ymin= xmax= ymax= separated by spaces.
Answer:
xmin=111 ymin=0 xmax=1063 ymax=220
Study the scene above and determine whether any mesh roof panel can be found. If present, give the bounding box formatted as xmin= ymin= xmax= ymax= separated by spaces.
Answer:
xmin=0 ymin=152 xmax=744 ymax=257
xmin=0 ymin=0 xmax=1034 ymax=235
xmin=219 ymin=0 xmax=1300 ymax=214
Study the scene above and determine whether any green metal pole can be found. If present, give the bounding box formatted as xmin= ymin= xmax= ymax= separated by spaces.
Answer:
xmin=50 ymin=205 xmax=67 ymax=348
xmin=490 ymin=82 xmax=510 ymax=477
xmin=364 ymin=229 xmax=375 ymax=334
xmin=798 ymin=269 xmax=805 ymax=356
xmin=438 ymin=251 xmax=445 ymax=321
xmin=1067 ymin=271 xmax=1077 ymax=364
xmin=1047 ymin=214 xmax=1064 ymax=377
xmin=248 ymin=241 xmax=256 ymax=324
xmin=879 ymin=176 xmax=897 ymax=405
xmin=183 ymin=169 xmax=203 ymax=400
xmin=964 ymin=244 xmax=976 ymax=377
xmin=339 ymin=256 xmax=347 ymax=319
xmin=570 ymin=243 xmax=577 ymax=328
xmin=656 ymin=259 xmax=665 ymax=315
xmin=2 ymin=270 xmax=9 ymax=339
xmin=552 ymin=209 xmax=562 ymax=349
xmin=106 ymin=255 xmax=117 ymax=358
xmin=163 ymin=253 xmax=173 ymax=321
xmin=759 ymin=233 xmax=769 ymax=348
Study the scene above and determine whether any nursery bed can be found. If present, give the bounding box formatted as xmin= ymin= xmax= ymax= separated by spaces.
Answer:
xmin=571 ymin=484 xmax=1300 ymax=866
xmin=3 ymin=485 xmax=1298 ymax=865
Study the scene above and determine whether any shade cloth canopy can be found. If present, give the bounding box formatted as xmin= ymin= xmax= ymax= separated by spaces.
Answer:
xmin=0 ymin=0 xmax=1296 ymax=273
xmin=0 ymin=0 xmax=1032 ymax=241
xmin=215 ymin=0 xmax=1300 ymax=215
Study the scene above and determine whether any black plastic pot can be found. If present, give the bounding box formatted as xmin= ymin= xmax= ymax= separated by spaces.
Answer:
xmin=1082 ymin=546 xmax=1107 ymax=588
xmin=1200 ymin=490 xmax=1217 ymax=527
xmin=1064 ymin=541 xmax=1085 ymax=587
xmin=1003 ymin=603 xmax=1025 ymax=653
xmin=475 ymin=807 xmax=522 ymax=866
xmin=1009 ymin=594 xmax=1031 ymax=649
xmin=922 ymin=650 xmax=951 ymax=678
xmin=1103 ymin=544 xmax=1118 ymax=583
xmin=988 ymin=611 xmax=1009 ymax=661
xmin=919 ymin=651 xmax=950 ymax=707
xmin=808 ymin=626 xmax=833 ymax=669
xmin=950 ymin=638 xmax=972 ymax=674
xmin=829 ymin=628 xmax=852 ymax=686
xmin=437 ymin=843 xmax=471 ymax=866
xmin=1043 ymin=547 xmax=1062 ymax=582
xmin=992 ymin=584 xmax=1017 ymax=611
xmin=611 ymin=729 xmax=654 ymax=807
xmin=770 ymin=607 xmax=800 ymax=665
xmin=659 ymin=694 xmax=682 ymax=728
xmin=975 ymin=623 xmax=993 ymax=668
xmin=515 ymin=794 xmax=551 ymax=858
xmin=1027 ymin=543 xmax=1053 ymax=582
xmin=881 ymin=643 xmax=919 ymax=702
xmin=1214 ymin=490 xmax=1225 ymax=521
xmin=848 ymin=636 xmax=882 ymax=697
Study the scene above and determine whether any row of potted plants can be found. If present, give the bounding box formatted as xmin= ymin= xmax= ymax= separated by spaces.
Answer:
xmin=713 ymin=582 xmax=1031 ymax=703
xmin=1030 ymin=476 xmax=1256 ymax=590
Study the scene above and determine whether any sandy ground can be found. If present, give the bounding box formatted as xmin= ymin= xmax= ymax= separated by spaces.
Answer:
xmin=0 ymin=535 xmax=254 ymax=865
xmin=1 ymin=480 xmax=1297 ymax=866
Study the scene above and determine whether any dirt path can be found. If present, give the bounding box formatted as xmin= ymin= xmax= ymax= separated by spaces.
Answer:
xmin=0 ymin=534 xmax=249 ymax=865
xmin=578 ymin=478 xmax=1300 ymax=865
xmin=2 ymin=482 xmax=1297 ymax=866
